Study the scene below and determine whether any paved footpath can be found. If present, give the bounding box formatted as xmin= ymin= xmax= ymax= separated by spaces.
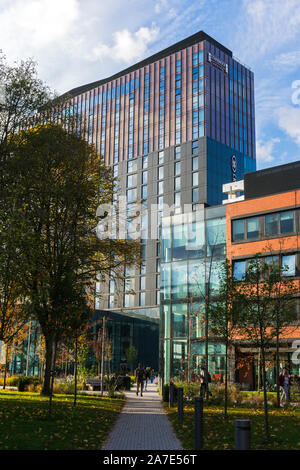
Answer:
xmin=101 ymin=382 xmax=183 ymax=450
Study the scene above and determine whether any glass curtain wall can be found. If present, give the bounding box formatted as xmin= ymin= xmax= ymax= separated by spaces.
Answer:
xmin=160 ymin=206 xmax=226 ymax=382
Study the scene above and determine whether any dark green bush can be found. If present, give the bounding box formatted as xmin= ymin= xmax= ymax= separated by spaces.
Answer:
xmin=17 ymin=376 xmax=42 ymax=392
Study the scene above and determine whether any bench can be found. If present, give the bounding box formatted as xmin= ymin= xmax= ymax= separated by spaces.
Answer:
xmin=85 ymin=378 xmax=104 ymax=391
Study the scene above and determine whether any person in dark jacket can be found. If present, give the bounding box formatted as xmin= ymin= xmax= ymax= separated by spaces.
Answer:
xmin=279 ymin=368 xmax=292 ymax=405
xmin=135 ymin=363 xmax=146 ymax=397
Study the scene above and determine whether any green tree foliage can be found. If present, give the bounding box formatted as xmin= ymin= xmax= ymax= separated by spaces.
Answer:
xmin=9 ymin=124 xmax=140 ymax=395
xmin=125 ymin=345 xmax=138 ymax=374
xmin=237 ymin=254 xmax=297 ymax=440
xmin=209 ymin=260 xmax=241 ymax=419
xmin=0 ymin=56 xmax=53 ymax=353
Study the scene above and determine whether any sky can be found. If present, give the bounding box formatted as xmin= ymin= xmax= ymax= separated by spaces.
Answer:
xmin=0 ymin=0 xmax=299 ymax=169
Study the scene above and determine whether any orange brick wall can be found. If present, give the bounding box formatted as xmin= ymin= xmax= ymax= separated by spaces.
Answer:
xmin=226 ymin=189 xmax=300 ymax=260
xmin=226 ymin=189 xmax=300 ymax=339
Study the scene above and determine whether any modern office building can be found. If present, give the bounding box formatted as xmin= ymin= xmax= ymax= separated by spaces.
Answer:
xmin=65 ymin=31 xmax=256 ymax=318
xmin=5 ymin=31 xmax=257 ymax=375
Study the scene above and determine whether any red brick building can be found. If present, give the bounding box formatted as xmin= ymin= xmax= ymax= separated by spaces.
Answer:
xmin=225 ymin=162 xmax=300 ymax=389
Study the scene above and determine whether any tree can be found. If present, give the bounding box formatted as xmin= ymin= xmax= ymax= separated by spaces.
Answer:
xmin=189 ymin=221 xmax=226 ymax=397
xmin=0 ymin=54 xmax=52 ymax=158
xmin=209 ymin=260 xmax=241 ymax=419
xmin=0 ymin=55 xmax=65 ymax=389
xmin=264 ymin=256 xmax=298 ymax=408
xmin=237 ymin=255 xmax=280 ymax=441
xmin=125 ymin=345 xmax=138 ymax=374
xmin=10 ymin=124 xmax=140 ymax=395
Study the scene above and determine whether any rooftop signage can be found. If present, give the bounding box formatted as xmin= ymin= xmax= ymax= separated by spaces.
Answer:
xmin=207 ymin=52 xmax=228 ymax=74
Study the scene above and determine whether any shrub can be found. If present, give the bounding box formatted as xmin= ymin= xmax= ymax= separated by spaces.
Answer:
xmin=105 ymin=375 xmax=123 ymax=398
xmin=17 ymin=376 xmax=42 ymax=392
xmin=0 ymin=375 xmax=20 ymax=387
xmin=210 ymin=383 xmax=243 ymax=405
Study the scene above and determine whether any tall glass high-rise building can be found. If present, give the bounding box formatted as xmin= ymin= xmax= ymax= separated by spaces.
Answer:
xmin=65 ymin=30 xmax=256 ymax=323
xmin=3 ymin=31 xmax=257 ymax=377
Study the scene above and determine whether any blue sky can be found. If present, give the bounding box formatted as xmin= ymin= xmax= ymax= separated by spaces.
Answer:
xmin=0 ymin=0 xmax=299 ymax=169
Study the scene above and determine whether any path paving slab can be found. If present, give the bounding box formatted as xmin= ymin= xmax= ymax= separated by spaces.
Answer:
xmin=101 ymin=383 xmax=183 ymax=450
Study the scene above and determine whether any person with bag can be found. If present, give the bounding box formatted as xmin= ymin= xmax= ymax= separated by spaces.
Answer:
xmin=135 ymin=363 xmax=146 ymax=397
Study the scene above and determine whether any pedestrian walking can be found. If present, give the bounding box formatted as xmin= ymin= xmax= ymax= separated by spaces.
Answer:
xmin=135 ymin=363 xmax=146 ymax=397
xmin=200 ymin=366 xmax=212 ymax=397
xmin=145 ymin=367 xmax=151 ymax=390
xmin=279 ymin=367 xmax=292 ymax=405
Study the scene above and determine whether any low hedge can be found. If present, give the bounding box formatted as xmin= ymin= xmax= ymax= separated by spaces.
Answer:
xmin=17 ymin=376 xmax=42 ymax=392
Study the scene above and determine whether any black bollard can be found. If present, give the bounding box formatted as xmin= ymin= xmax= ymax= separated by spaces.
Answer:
xmin=235 ymin=419 xmax=251 ymax=450
xmin=194 ymin=396 xmax=204 ymax=450
xmin=169 ymin=382 xmax=174 ymax=408
xmin=177 ymin=387 xmax=184 ymax=424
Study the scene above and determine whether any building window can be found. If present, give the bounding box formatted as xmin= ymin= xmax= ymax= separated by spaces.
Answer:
xmin=128 ymin=160 xmax=137 ymax=173
xmin=127 ymin=174 xmax=137 ymax=188
xmin=127 ymin=188 xmax=137 ymax=203
xmin=192 ymin=188 xmax=199 ymax=202
xmin=158 ymin=166 xmax=164 ymax=180
xmin=174 ymin=162 xmax=181 ymax=176
xmin=175 ymin=146 xmax=181 ymax=160
xmin=175 ymin=176 xmax=181 ymax=191
xmin=158 ymin=150 xmax=164 ymax=165
xmin=246 ymin=217 xmax=259 ymax=239
xmin=192 ymin=140 xmax=199 ymax=155
xmin=282 ymin=254 xmax=296 ymax=276
xmin=192 ymin=172 xmax=198 ymax=186
xmin=158 ymin=181 xmax=164 ymax=195
xmin=233 ymin=260 xmax=246 ymax=280
xmin=280 ymin=211 xmax=294 ymax=233
xmin=124 ymin=294 xmax=135 ymax=307
xmin=232 ymin=219 xmax=245 ymax=241
xmin=139 ymin=292 xmax=146 ymax=306
xmin=265 ymin=213 xmax=278 ymax=236
xmin=192 ymin=157 xmax=198 ymax=171
xmin=141 ymin=185 xmax=147 ymax=199
xmin=142 ymin=155 xmax=148 ymax=168
xmin=142 ymin=171 xmax=148 ymax=184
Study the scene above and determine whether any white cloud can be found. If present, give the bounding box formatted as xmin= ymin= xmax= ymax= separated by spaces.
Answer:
xmin=154 ymin=0 xmax=169 ymax=13
xmin=256 ymin=138 xmax=280 ymax=163
xmin=235 ymin=0 xmax=300 ymax=62
xmin=86 ymin=25 xmax=160 ymax=63
xmin=277 ymin=106 xmax=300 ymax=147
xmin=273 ymin=50 xmax=300 ymax=69
xmin=0 ymin=0 xmax=79 ymax=57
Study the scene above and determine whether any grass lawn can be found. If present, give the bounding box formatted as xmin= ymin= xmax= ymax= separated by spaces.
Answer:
xmin=165 ymin=402 xmax=300 ymax=450
xmin=0 ymin=390 xmax=124 ymax=450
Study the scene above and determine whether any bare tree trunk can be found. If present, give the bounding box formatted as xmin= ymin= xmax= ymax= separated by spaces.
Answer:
xmin=100 ymin=317 xmax=106 ymax=396
xmin=257 ymin=350 xmax=261 ymax=393
xmin=48 ymin=340 xmax=57 ymax=418
xmin=275 ymin=329 xmax=280 ymax=408
xmin=3 ymin=345 xmax=9 ymax=390
xmin=224 ymin=340 xmax=228 ymax=419
xmin=42 ymin=336 xmax=54 ymax=396
xmin=25 ymin=322 xmax=31 ymax=377
xmin=260 ymin=341 xmax=270 ymax=441
xmin=74 ymin=336 xmax=78 ymax=407
xmin=205 ymin=282 xmax=209 ymax=400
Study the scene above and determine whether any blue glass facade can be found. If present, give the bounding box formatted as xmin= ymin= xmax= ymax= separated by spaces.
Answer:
xmin=206 ymin=137 xmax=256 ymax=206
xmin=159 ymin=206 xmax=227 ymax=382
